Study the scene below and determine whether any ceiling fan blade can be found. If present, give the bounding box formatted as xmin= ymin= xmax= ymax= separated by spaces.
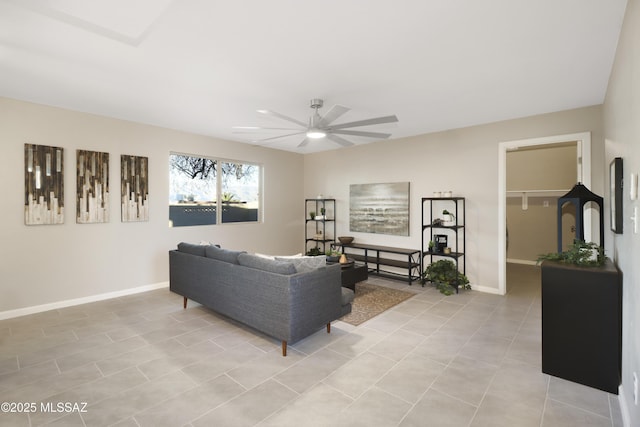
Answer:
xmin=233 ymin=126 xmax=302 ymax=131
xmin=252 ymin=131 xmax=305 ymax=143
xmin=318 ymin=105 xmax=350 ymax=127
xmin=328 ymin=115 xmax=399 ymax=130
xmin=297 ymin=138 xmax=310 ymax=148
xmin=327 ymin=134 xmax=354 ymax=147
xmin=257 ymin=109 xmax=307 ymax=128
xmin=330 ymin=130 xmax=392 ymax=139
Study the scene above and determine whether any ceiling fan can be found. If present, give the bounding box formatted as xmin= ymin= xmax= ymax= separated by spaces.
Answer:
xmin=234 ymin=99 xmax=399 ymax=148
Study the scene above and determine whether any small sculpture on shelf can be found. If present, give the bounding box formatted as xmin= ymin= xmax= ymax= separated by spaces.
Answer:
xmin=442 ymin=210 xmax=456 ymax=226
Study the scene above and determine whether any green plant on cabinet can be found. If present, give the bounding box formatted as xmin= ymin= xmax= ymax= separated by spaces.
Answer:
xmin=537 ymin=240 xmax=606 ymax=267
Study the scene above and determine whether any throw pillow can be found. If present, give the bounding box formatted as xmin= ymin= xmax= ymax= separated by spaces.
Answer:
xmin=275 ymin=255 xmax=327 ymax=273
xmin=255 ymin=253 xmax=302 ymax=260
xmin=237 ymin=253 xmax=296 ymax=275
xmin=204 ymin=245 xmax=245 ymax=264
xmin=177 ymin=242 xmax=207 ymax=257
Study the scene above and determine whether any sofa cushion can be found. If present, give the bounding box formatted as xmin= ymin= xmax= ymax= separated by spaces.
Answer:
xmin=237 ymin=253 xmax=297 ymax=275
xmin=177 ymin=242 xmax=208 ymax=256
xmin=341 ymin=288 xmax=355 ymax=306
xmin=275 ymin=255 xmax=327 ymax=273
xmin=205 ymin=245 xmax=245 ymax=264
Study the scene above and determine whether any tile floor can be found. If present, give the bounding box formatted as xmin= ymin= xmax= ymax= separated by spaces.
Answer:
xmin=0 ymin=264 xmax=624 ymax=426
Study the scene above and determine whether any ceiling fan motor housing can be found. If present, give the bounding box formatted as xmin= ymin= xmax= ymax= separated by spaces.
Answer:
xmin=309 ymin=99 xmax=324 ymax=110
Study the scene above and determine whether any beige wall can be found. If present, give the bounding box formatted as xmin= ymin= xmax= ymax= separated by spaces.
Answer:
xmin=304 ymin=105 xmax=604 ymax=293
xmin=506 ymin=145 xmax=577 ymax=191
xmin=603 ymin=0 xmax=640 ymax=424
xmin=0 ymin=97 xmax=304 ymax=314
xmin=506 ymin=145 xmax=577 ymax=261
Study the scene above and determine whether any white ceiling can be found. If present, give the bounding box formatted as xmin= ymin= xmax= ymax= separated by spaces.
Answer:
xmin=0 ymin=0 xmax=628 ymax=153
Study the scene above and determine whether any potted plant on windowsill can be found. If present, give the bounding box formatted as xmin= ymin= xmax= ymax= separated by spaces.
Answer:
xmin=424 ymin=259 xmax=470 ymax=295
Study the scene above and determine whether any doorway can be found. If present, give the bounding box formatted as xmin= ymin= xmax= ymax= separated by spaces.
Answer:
xmin=497 ymin=132 xmax=591 ymax=295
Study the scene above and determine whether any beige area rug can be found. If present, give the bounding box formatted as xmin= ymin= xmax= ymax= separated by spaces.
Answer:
xmin=340 ymin=282 xmax=416 ymax=326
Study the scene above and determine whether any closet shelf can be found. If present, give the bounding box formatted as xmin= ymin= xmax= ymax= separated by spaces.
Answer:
xmin=507 ymin=189 xmax=569 ymax=198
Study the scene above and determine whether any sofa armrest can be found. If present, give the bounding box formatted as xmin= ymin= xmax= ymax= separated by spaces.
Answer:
xmin=287 ymin=264 xmax=342 ymax=342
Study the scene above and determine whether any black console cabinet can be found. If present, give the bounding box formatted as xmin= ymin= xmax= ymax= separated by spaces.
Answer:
xmin=541 ymin=259 xmax=622 ymax=394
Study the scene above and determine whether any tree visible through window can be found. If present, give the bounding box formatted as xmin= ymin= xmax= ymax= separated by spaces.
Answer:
xmin=221 ymin=161 xmax=259 ymax=223
xmin=169 ymin=154 xmax=260 ymax=227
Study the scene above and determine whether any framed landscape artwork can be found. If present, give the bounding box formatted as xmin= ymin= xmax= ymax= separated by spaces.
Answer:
xmin=76 ymin=149 xmax=110 ymax=223
xmin=350 ymin=182 xmax=410 ymax=236
xmin=24 ymin=143 xmax=64 ymax=225
xmin=121 ymin=155 xmax=149 ymax=222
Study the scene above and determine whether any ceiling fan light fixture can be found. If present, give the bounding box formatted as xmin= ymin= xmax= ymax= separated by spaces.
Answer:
xmin=306 ymin=128 xmax=326 ymax=139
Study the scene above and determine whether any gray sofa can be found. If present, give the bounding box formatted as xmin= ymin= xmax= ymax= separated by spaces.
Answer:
xmin=169 ymin=243 xmax=354 ymax=356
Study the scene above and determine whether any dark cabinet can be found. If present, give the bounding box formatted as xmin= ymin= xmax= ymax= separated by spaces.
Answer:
xmin=541 ymin=259 xmax=622 ymax=394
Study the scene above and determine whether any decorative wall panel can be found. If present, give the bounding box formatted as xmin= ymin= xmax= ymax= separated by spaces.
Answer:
xmin=24 ymin=143 xmax=64 ymax=225
xmin=121 ymin=155 xmax=149 ymax=222
xmin=76 ymin=150 xmax=110 ymax=223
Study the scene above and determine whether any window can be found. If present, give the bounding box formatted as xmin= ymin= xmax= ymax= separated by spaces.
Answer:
xmin=169 ymin=153 xmax=260 ymax=227
xmin=220 ymin=161 xmax=260 ymax=223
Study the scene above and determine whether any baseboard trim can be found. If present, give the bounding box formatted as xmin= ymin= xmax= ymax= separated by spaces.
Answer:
xmin=618 ymin=385 xmax=632 ymax=427
xmin=471 ymin=284 xmax=504 ymax=295
xmin=506 ymin=258 xmax=538 ymax=266
xmin=0 ymin=282 xmax=169 ymax=321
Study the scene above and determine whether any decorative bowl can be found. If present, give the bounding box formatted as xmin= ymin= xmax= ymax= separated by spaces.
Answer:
xmin=338 ymin=236 xmax=354 ymax=245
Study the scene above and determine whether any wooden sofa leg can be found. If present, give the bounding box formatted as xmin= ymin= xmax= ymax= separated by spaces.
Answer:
xmin=282 ymin=341 xmax=287 ymax=357
xmin=327 ymin=322 xmax=331 ymax=333
xmin=183 ymin=297 xmax=187 ymax=309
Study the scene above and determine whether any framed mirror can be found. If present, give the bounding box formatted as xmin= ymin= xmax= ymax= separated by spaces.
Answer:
xmin=610 ymin=157 xmax=623 ymax=234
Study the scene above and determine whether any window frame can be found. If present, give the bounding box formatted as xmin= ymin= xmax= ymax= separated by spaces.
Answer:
xmin=169 ymin=151 xmax=262 ymax=227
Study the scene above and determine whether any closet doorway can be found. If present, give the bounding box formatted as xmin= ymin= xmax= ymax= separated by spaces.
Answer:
xmin=497 ymin=132 xmax=591 ymax=294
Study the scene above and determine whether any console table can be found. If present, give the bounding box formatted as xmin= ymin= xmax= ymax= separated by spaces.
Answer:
xmin=334 ymin=243 xmax=421 ymax=284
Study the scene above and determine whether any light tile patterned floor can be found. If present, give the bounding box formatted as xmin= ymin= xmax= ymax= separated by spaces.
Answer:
xmin=0 ymin=264 xmax=624 ymax=426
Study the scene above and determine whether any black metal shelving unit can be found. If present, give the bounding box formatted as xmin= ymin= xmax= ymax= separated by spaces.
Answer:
xmin=305 ymin=198 xmax=335 ymax=255
xmin=421 ymin=197 xmax=466 ymax=291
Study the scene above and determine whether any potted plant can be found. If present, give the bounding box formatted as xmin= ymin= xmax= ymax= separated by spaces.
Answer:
xmin=442 ymin=209 xmax=456 ymax=226
xmin=325 ymin=248 xmax=341 ymax=263
xmin=428 ymin=240 xmax=435 ymax=253
xmin=309 ymin=211 xmax=316 ymax=220
xmin=306 ymin=247 xmax=322 ymax=256
xmin=424 ymin=259 xmax=470 ymax=295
